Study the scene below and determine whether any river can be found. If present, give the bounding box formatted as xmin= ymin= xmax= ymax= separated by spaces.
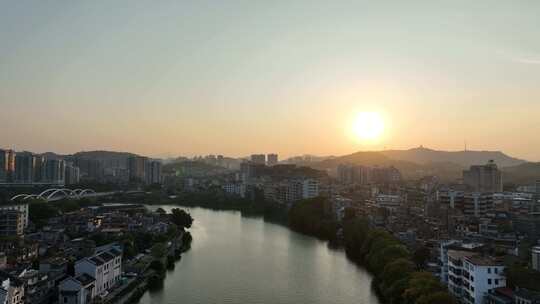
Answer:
xmin=139 ymin=206 xmax=380 ymax=304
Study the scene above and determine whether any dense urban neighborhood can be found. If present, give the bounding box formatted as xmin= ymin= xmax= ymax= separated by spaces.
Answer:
xmin=0 ymin=148 xmax=540 ymax=304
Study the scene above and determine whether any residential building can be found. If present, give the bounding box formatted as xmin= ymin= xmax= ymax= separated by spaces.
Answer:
xmin=439 ymin=241 xmax=484 ymax=284
xmin=73 ymin=158 xmax=103 ymax=182
xmin=58 ymin=274 xmax=95 ymax=304
xmin=65 ymin=164 xmax=81 ymax=185
xmin=33 ymin=155 xmax=45 ymax=183
xmin=437 ymin=189 xmax=465 ymax=210
xmin=375 ymin=194 xmax=402 ymax=211
xmin=464 ymin=192 xmax=494 ymax=217
xmin=301 ymin=179 xmax=319 ymax=199
xmin=250 ymin=154 xmax=266 ymax=165
xmin=0 ymin=211 xmax=24 ymax=236
xmin=337 ymin=164 xmax=371 ymax=185
xmin=447 ymin=250 xmax=506 ymax=304
xmin=532 ymin=246 xmax=540 ymax=272
xmin=44 ymin=159 xmax=65 ymax=184
xmin=145 ymin=160 xmax=162 ymax=185
xmin=513 ymin=214 xmax=540 ymax=240
xmin=74 ymin=247 xmax=122 ymax=296
xmin=14 ymin=152 xmax=35 ymax=183
xmin=371 ymin=166 xmax=401 ymax=184
xmin=485 ymin=287 xmax=513 ymax=304
xmin=0 ymin=272 xmax=24 ymax=304
xmin=0 ymin=203 xmax=28 ymax=228
xmin=127 ymin=156 xmax=147 ymax=183
xmin=513 ymin=288 xmax=540 ymax=304
xmin=463 ymin=160 xmax=503 ymax=193
xmin=267 ymin=154 xmax=278 ymax=166
xmin=223 ymin=183 xmax=246 ymax=198
xmin=0 ymin=150 xmax=15 ymax=183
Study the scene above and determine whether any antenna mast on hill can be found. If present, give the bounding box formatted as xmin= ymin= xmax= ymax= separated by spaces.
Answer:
xmin=464 ymin=140 xmax=468 ymax=152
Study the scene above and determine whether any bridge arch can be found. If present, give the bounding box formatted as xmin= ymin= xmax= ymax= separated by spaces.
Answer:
xmin=80 ymin=189 xmax=96 ymax=196
xmin=44 ymin=189 xmax=72 ymax=201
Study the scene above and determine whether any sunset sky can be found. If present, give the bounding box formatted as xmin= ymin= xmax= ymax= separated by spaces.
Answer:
xmin=1 ymin=1 xmax=539 ymax=160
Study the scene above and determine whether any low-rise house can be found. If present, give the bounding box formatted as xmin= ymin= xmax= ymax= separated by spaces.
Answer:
xmin=0 ymin=271 xmax=24 ymax=304
xmin=58 ymin=274 xmax=95 ymax=304
xmin=74 ymin=247 xmax=122 ymax=296
xmin=485 ymin=287 xmax=513 ymax=304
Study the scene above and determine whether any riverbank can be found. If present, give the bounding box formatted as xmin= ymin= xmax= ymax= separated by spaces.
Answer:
xmin=111 ymin=231 xmax=193 ymax=304
xmin=147 ymin=194 xmax=454 ymax=304
xmin=136 ymin=206 xmax=380 ymax=304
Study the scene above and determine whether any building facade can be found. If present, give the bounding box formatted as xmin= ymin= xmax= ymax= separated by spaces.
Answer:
xmin=0 ymin=211 xmax=24 ymax=237
xmin=74 ymin=247 xmax=122 ymax=296
xmin=127 ymin=156 xmax=147 ymax=183
xmin=14 ymin=152 xmax=35 ymax=183
xmin=267 ymin=154 xmax=278 ymax=166
xmin=463 ymin=161 xmax=503 ymax=193
xmin=0 ymin=203 xmax=28 ymax=229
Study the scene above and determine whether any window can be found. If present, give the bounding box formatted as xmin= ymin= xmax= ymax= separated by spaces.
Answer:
xmin=488 ymin=279 xmax=492 ymax=285
xmin=64 ymin=297 xmax=68 ymax=303
xmin=487 ymin=268 xmax=491 ymax=274
xmin=495 ymin=279 xmax=499 ymax=285
xmin=494 ymin=268 xmax=498 ymax=274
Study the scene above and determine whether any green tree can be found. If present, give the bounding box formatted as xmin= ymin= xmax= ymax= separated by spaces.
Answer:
xmin=416 ymin=291 xmax=456 ymax=304
xmin=151 ymin=243 xmax=168 ymax=259
xmin=412 ymin=245 xmax=431 ymax=269
xmin=381 ymin=258 xmax=415 ymax=289
xmin=170 ymin=208 xmax=193 ymax=229
xmin=28 ymin=199 xmax=58 ymax=227
xmin=403 ymin=272 xmax=446 ymax=304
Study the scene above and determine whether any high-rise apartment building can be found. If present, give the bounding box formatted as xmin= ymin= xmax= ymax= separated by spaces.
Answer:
xmin=0 ymin=149 xmax=15 ymax=182
xmin=65 ymin=164 xmax=81 ymax=185
xmin=250 ymin=154 xmax=266 ymax=165
xmin=14 ymin=152 xmax=36 ymax=183
xmin=145 ymin=160 xmax=162 ymax=185
xmin=267 ymin=154 xmax=278 ymax=166
xmin=463 ymin=161 xmax=503 ymax=193
xmin=128 ymin=156 xmax=148 ymax=183
xmin=44 ymin=159 xmax=66 ymax=184
xmin=371 ymin=166 xmax=402 ymax=184
xmin=337 ymin=164 xmax=372 ymax=185
xmin=33 ymin=155 xmax=46 ymax=182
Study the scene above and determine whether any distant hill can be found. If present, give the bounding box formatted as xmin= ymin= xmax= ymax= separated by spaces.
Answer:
xmin=501 ymin=162 xmax=540 ymax=185
xmin=381 ymin=146 xmax=525 ymax=168
xmin=305 ymin=151 xmax=463 ymax=181
xmin=300 ymin=147 xmax=531 ymax=182
xmin=72 ymin=150 xmax=139 ymax=160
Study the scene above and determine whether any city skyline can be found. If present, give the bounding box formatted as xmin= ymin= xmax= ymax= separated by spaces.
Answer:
xmin=1 ymin=1 xmax=540 ymax=160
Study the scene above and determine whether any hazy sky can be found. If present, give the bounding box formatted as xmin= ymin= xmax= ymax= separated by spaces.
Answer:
xmin=1 ymin=1 xmax=539 ymax=160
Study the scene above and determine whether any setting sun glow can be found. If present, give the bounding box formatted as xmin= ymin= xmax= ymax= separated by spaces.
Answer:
xmin=352 ymin=112 xmax=384 ymax=141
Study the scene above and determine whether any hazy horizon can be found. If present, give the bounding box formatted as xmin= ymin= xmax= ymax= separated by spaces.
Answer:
xmin=1 ymin=1 xmax=539 ymax=161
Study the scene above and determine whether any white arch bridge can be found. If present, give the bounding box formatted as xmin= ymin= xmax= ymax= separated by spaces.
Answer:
xmin=10 ymin=188 xmax=109 ymax=202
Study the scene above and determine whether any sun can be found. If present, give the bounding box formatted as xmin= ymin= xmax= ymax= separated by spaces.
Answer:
xmin=352 ymin=112 xmax=384 ymax=141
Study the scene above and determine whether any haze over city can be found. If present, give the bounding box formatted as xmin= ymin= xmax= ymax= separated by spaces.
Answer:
xmin=1 ymin=1 xmax=540 ymax=160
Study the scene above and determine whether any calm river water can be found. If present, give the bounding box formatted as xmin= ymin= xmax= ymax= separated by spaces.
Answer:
xmin=139 ymin=206 xmax=379 ymax=304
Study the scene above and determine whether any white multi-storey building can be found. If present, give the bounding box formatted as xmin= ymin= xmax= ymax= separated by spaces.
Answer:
xmin=74 ymin=247 xmax=122 ymax=296
xmin=447 ymin=250 xmax=506 ymax=304
xmin=375 ymin=194 xmax=402 ymax=211
xmin=0 ymin=203 xmax=28 ymax=228
xmin=301 ymin=179 xmax=319 ymax=199
xmin=223 ymin=183 xmax=246 ymax=198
